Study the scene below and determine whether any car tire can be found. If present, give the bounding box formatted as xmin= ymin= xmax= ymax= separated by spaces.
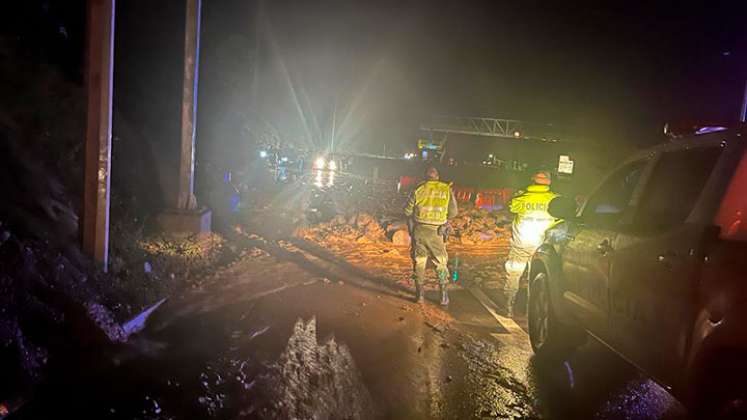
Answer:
xmin=528 ymin=269 xmax=584 ymax=360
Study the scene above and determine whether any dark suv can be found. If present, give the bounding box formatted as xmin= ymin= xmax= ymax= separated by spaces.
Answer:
xmin=527 ymin=124 xmax=747 ymax=416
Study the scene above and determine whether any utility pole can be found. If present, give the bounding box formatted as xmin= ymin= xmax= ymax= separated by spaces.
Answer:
xmin=177 ymin=0 xmax=201 ymax=210
xmin=157 ymin=0 xmax=211 ymax=234
xmin=82 ymin=0 xmax=115 ymax=271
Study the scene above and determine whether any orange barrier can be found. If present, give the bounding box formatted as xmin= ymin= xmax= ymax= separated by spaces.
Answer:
xmin=400 ymin=180 xmax=517 ymax=212
xmin=452 ymin=186 xmax=475 ymax=202
xmin=474 ymin=192 xmax=494 ymax=210
xmin=474 ymin=188 xmax=515 ymax=210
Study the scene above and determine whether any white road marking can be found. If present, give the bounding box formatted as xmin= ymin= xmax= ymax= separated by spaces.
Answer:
xmin=468 ymin=286 xmax=529 ymax=339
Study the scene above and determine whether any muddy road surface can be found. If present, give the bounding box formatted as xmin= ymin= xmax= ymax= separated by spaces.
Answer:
xmin=15 ymin=242 xmax=692 ymax=419
xmin=14 ymin=251 xmax=532 ymax=419
xmin=13 ymin=175 xmax=692 ymax=419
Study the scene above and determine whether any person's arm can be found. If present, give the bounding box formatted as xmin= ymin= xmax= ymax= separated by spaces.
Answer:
xmin=404 ymin=191 xmax=416 ymax=218
xmin=447 ymin=188 xmax=458 ymax=220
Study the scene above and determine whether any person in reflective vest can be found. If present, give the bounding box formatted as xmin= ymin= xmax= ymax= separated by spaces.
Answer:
xmin=404 ymin=167 xmax=458 ymax=305
xmin=504 ymin=170 xmax=558 ymax=317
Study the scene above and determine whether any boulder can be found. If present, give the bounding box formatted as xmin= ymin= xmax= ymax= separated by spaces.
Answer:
xmin=391 ymin=229 xmax=411 ymax=247
xmin=385 ymin=221 xmax=408 ymax=233
xmin=353 ymin=213 xmax=377 ymax=229
xmin=478 ymin=231 xmax=497 ymax=241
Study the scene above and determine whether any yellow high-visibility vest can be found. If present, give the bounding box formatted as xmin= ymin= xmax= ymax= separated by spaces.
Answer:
xmin=413 ymin=181 xmax=451 ymax=225
xmin=509 ymin=184 xmax=558 ymax=225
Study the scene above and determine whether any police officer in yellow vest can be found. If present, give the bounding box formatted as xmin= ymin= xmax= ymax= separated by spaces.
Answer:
xmin=404 ymin=167 xmax=458 ymax=305
xmin=504 ymin=170 xmax=558 ymax=317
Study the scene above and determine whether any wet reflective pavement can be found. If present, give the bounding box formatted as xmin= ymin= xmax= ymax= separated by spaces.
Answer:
xmin=16 ymin=248 xmax=692 ymax=419
xmin=14 ymin=176 xmax=694 ymax=419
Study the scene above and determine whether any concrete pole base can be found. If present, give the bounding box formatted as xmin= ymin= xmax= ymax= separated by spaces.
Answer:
xmin=157 ymin=206 xmax=212 ymax=235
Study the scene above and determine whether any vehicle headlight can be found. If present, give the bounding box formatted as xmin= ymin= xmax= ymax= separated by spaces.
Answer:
xmin=328 ymin=160 xmax=337 ymax=171
xmin=314 ymin=157 xmax=326 ymax=169
xmin=259 ymin=150 xmax=268 ymax=158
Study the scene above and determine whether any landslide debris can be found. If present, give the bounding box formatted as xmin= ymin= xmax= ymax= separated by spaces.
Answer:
xmin=294 ymin=182 xmax=512 ymax=291
xmin=297 ymin=202 xmax=510 ymax=247
xmin=0 ymin=123 xmax=124 ymax=402
xmin=0 ymin=122 xmax=245 ymax=408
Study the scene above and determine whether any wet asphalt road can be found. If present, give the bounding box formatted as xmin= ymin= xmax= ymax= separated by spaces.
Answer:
xmin=17 ymin=236 xmax=691 ymax=419
xmin=15 ymin=174 xmax=693 ymax=419
xmin=14 ymin=249 xmax=533 ymax=419
xmin=236 ymin=174 xmax=693 ymax=420
xmin=39 ymin=248 xmax=689 ymax=420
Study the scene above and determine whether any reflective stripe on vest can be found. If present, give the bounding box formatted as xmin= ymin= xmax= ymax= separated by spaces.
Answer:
xmin=414 ymin=181 xmax=451 ymax=225
xmin=509 ymin=184 xmax=558 ymax=227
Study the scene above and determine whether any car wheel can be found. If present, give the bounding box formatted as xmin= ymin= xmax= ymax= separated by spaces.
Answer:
xmin=528 ymin=270 xmax=584 ymax=359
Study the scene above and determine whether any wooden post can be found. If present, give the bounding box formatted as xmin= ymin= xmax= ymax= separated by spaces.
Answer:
xmin=156 ymin=0 xmax=211 ymax=234
xmin=83 ymin=0 xmax=115 ymax=271
xmin=177 ymin=0 xmax=202 ymax=210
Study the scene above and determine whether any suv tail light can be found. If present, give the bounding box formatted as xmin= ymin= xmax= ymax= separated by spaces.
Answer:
xmin=715 ymin=150 xmax=747 ymax=241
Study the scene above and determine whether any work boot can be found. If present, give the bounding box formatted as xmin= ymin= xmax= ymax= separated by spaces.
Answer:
xmin=439 ymin=285 xmax=450 ymax=307
xmin=414 ymin=282 xmax=425 ymax=303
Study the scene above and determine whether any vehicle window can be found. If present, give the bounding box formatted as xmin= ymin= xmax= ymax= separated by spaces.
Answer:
xmin=635 ymin=147 xmax=722 ymax=232
xmin=582 ymin=161 xmax=647 ymax=227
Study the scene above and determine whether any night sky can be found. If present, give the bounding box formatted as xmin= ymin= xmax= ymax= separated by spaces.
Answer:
xmin=3 ymin=0 xmax=747 ymax=159
xmin=198 ymin=1 xmax=746 ymax=153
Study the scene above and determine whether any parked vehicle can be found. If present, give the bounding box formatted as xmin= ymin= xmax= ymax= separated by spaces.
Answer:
xmin=527 ymin=124 xmax=747 ymax=416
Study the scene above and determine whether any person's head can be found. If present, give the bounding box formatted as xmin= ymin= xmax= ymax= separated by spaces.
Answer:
xmin=532 ymin=170 xmax=551 ymax=186
xmin=425 ymin=166 xmax=440 ymax=181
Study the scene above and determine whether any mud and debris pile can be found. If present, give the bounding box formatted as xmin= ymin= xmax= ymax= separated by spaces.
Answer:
xmin=109 ymin=222 xmax=242 ymax=316
xmin=0 ymin=124 xmax=245 ymax=408
xmin=296 ymin=212 xmax=386 ymax=245
xmin=0 ymin=124 xmax=125 ymax=403
xmin=0 ymin=222 xmax=127 ymax=402
xmin=447 ymin=202 xmax=512 ymax=246
xmin=138 ymin=233 xmax=229 ymax=265
xmin=297 ymin=202 xmax=511 ymax=248
xmin=294 ymin=197 xmax=512 ymax=290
